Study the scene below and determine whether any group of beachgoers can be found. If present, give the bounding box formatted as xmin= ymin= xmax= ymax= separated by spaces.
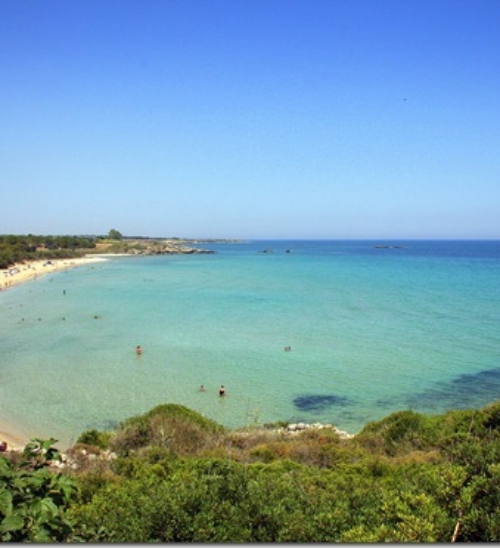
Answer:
xmin=135 ymin=346 xmax=226 ymax=396
xmin=134 ymin=342 xmax=292 ymax=395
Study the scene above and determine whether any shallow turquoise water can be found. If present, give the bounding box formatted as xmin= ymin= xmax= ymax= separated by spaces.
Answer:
xmin=1 ymin=240 xmax=499 ymax=447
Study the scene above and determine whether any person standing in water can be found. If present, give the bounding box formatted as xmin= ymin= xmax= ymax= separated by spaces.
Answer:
xmin=136 ymin=345 xmax=142 ymax=355
xmin=219 ymin=385 xmax=226 ymax=396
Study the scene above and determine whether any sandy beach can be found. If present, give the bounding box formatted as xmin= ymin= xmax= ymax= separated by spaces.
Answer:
xmin=0 ymin=254 xmax=111 ymax=451
xmin=1 ymin=255 xmax=109 ymax=291
xmin=0 ymin=422 xmax=27 ymax=452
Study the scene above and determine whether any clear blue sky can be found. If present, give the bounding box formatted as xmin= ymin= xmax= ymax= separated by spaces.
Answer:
xmin=1 ymin=0 xmax=499 ymax=239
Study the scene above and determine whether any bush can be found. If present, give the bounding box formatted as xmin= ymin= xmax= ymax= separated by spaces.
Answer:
xmin=109 ymin=404 xmax=226 ymax=457
xmin=76 ymin=429 xmax=111 ymax=449
xmin=24 ymin=400 xmax=500 ymax=541
xmin=0 ymin=439 xmax=79 ymax=542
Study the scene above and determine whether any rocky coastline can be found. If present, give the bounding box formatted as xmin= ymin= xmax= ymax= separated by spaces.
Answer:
xmin=127 ymin=242 xmax=216 ymax=256
xmin=94 ymin=237 xmax=223 ymax=257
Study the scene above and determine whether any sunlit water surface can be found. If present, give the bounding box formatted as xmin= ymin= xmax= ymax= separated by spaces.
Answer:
xmin=1 ymin=240 xmax=499 ymax=447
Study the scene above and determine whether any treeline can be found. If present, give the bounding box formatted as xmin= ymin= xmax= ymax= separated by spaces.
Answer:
xmin=0 ymin=234 xmax=97 ymax=269
xmin=2 ymin=401 xmax=500 ymax=542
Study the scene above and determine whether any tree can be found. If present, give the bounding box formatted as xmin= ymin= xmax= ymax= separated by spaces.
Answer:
xmin=108 ymin=229 xmax=123 ymax=240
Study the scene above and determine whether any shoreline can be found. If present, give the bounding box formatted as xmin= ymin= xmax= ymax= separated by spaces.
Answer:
xmin=1 ymin=255 xmax=113 ymax=291
xmin=0 ymin=424 xmax=28 ymax=452
xmin=0 ymin=254 xmax=117 ymax=451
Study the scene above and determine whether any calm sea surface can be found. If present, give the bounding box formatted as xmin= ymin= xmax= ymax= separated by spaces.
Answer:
xmin=1 ymin=240 xmax=499 ymax=447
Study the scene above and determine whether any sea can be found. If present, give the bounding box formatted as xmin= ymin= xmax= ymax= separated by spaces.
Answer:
xmin=1 ymin=239 xmax=500 ymax=448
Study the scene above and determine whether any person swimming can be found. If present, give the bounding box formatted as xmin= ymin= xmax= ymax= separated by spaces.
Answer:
xmin=219 ymin=385 xmax=226 ymax=396
xmin=136 ymin=345 xmax=142 ymax=355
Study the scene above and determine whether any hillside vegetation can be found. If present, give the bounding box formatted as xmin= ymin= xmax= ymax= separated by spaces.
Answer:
xmin=2 ymin=402 xmax=500 ymax=542
xmin=0 ymin=234 xmax=97 ymax=269
xmin=0 ymin=232 xmax=215 ymax=269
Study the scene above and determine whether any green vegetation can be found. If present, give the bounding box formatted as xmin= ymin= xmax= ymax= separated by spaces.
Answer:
xmin=0 ymin=439 xmax=79 ymax=542
xmin=3 ymin=402 xmax=500 ymax=541
xmin=0 ymin=230 xmax=131 ymax=269
xmin=0 ymin=234 xmax=97 ymax=269
xmin=107 ymin=229 xmax=123 ymax=241
xmin=0 ymin=232 xmax=215 ymax=268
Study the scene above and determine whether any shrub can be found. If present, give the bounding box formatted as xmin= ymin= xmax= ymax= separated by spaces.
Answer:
xmin=76 ymin=429 xmax=111 ymax=449
xmin=0 ymin=439 xmax=79 ymax=542
xmin=109 ymin=404 xmax=226 ymax=457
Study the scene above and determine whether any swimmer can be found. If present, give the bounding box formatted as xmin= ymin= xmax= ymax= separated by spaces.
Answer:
xmin=136 ymin=345 xmax=142 ymax=355
xmin=199 ymin=384 xmax=206 ymax=392
xmin=219 ymin=385 xmax=226 ymax=397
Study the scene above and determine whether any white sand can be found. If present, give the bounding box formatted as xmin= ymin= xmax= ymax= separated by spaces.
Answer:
xmin=1 ymin=256 xmax=109 ymax=290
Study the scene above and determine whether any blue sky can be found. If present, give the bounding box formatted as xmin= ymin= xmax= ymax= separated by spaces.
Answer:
xmin=1 ymin=0 xmax=499 ymax=239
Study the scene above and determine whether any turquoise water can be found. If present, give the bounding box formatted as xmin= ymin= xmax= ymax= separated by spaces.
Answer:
xmin=1 ymin=240 xmax=500 ymax=447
